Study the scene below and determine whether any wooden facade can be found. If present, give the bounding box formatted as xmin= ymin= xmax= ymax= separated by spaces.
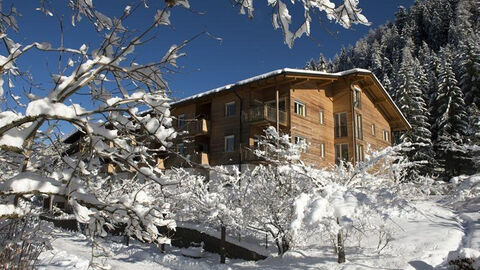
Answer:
xmin=166 ymin=68 xmax=410 ymax=169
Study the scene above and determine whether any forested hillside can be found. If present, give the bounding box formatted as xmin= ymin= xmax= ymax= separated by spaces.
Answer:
xmin=306 ymin=0 xmax=480 ymax=180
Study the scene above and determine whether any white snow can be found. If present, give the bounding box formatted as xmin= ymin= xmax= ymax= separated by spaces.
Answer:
xmin=37 ymin=199 xmax=471 ymax=270
xmin=0 ymin=172 xmax=64 ymax=194
xmin=26 ymin=98 xmax=87 ymax=118
xmin=0 ymin=111 xmax=23 ymax=128
xmin=37 ymin=230 xmax=229 ymax=270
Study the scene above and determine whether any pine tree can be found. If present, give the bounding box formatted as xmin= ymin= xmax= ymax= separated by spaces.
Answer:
xmin=335 ymin=47 xmax=355 ymax=71
xmin=457 ymin=33 xmax=480 ymax=107
xmin=432 ymin=47 xmax=471 ymax=178
xmin=467 ymin=104 xmax=480 ymax=172
xmin=411 ymin=0 xmax=428 ymax=47
xmin=417 ymin=42 xmax=433 ymax=103
xmin=394 ymin=6 xmax=409 ymax=34
xmin=425 ymin=51 xmax=442 ymax=132
xmin=305 ymin=58 xmax=317 ymax=71
xmin=370 ymin=40 xmax=383 ymax=78
xmin=396 ymin=43 xmax=436 ymax=179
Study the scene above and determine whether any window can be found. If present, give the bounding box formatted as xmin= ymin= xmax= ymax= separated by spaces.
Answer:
xmin=371 ymin=124 xmax=376 ymax=136
xmin=177 ymin=143 xmax=186 ymax=156
xmin=225 ymin=135 xmax=235 ymax=152
xmin=294 ymin=135 xmax=307 ymax=152
xmin=355 ymin=114 xmax=363 ymax=140
xmin=319 ymin=110 xmax=324 ymax=124
xmin=383 ymin=130 xmax=390 ymax=142
xmin=353 ymin=86 xmax=361 ymax=108
xmin=294 ymin=100 xmax=306 ymax=116
xmin=320 ymin=143 xmax=325 ymax=158
xmin=355 ymin=144 xmax=364 ymax=162
xmin=335 ymin=143 xmax=349 ymax=165
xmin=178 ymin=114 xmax=186 ymax=128
xmin=225 ymin=101 xmax=236 ymax=117
xmin=334 ymin=113 xmax=348 ymax=138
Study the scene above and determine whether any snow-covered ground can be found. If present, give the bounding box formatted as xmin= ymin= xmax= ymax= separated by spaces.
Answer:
xmin=37 ymin=231 xmax=230 ymax=270
xmin=37 ymin=199 xmax=477 ymax=270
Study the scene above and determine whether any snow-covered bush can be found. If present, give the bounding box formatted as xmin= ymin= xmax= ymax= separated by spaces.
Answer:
xmin=290 ymin=141 xmax=424 ymax=263
xmin=241 ymin=127 xmax=319 ymax=255
xmin=449 ymin=174 xmax=480 ymax=204
xmin=172 ymin=167 xmax=244 ymax=231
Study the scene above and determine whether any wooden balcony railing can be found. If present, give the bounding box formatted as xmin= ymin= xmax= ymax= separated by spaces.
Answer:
xmin=193 ymin=151 xmax=209 ymax=165
xmin=248 ymin=106 xmax=287 ymax=126
xmin=187 ymin=118 xmax=210 ymax=136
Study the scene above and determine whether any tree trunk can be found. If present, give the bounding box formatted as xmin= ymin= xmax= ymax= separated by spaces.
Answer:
xmin=220 ymin=225 xmax=226 ymax=264
xmin=274 ymin=234 xmax=290 ymax=255
xmin=337 ymin=229 xmax=345 ymax=263
xmin=337 ymin=217 xmax=345 ymax=263
xmin=282 ymin=235 xmax=290 ymax=254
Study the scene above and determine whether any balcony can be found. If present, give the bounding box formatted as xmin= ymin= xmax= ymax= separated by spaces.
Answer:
xmin=185 ymin=118 xmax=210 ymax=136
xmin=193 ymin=151 xmax=209 ymax=165
xmin=248 ymin=105 xmax=287 ymax=126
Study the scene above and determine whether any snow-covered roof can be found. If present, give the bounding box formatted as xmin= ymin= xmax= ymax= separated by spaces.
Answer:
xmin=172 ymin=67 xmax=411 ymax=130
xmin=172 ymin=68 xmax=372 ymax=105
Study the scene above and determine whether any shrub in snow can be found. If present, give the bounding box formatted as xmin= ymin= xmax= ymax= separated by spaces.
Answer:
xmin=0 ymin=215 xmax=53 ymax=269
xmin=447 ymin=248 xmax=480 ymax=270
xmin=173 ymin=127 xmax=318 ymax=256
xmin=290 ymin=140 xmax=423 ymax=263
xmin=242 ymin=127 xmax=319 ymax=255
xmin=449 ymin=174 xmax=480 ymax=204
xmin=172 ymin=167 xmax=244 ymax=231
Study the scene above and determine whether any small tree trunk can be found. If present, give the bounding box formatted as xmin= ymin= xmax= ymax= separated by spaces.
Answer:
xmin=265 ymin=233 xmax=268 ymax=249
xmin=281 ymin=235 xmax=290 ymax=255
xmin=337 ymin=218 xmax=346 ymax=264
xmin=337 ymin=230 xmax=345 ymax=263
xmin=124 ymin=234 xmax=130 ymax=246
xmin=220 ymin=225 xmax=226 ymax=264
xmin=275 ymin=238 xmax=282 ymax=255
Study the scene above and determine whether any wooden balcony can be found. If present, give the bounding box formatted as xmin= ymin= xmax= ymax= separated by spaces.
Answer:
xmin=187 ymin=118 xmax=210 ymax=136
xmin=193 ymin=151 xmax=209 ymax=165
xmin=248 ymin=106 xmax=287 ymax=126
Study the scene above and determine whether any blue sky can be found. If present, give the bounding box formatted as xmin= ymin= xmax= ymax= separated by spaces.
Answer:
xmin=163 ymin=0 xmax=416 ymax=99
xmin=12 ymin=0 xmax=415 ymax=104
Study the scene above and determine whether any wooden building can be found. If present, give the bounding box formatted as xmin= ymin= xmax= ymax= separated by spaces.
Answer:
xmin=166 ymin=68 xmax=410 ymax=169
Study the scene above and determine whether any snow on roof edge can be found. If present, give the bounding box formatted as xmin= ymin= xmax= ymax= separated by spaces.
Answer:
xmin=171 ymin=68 xmax=373 ymax=105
